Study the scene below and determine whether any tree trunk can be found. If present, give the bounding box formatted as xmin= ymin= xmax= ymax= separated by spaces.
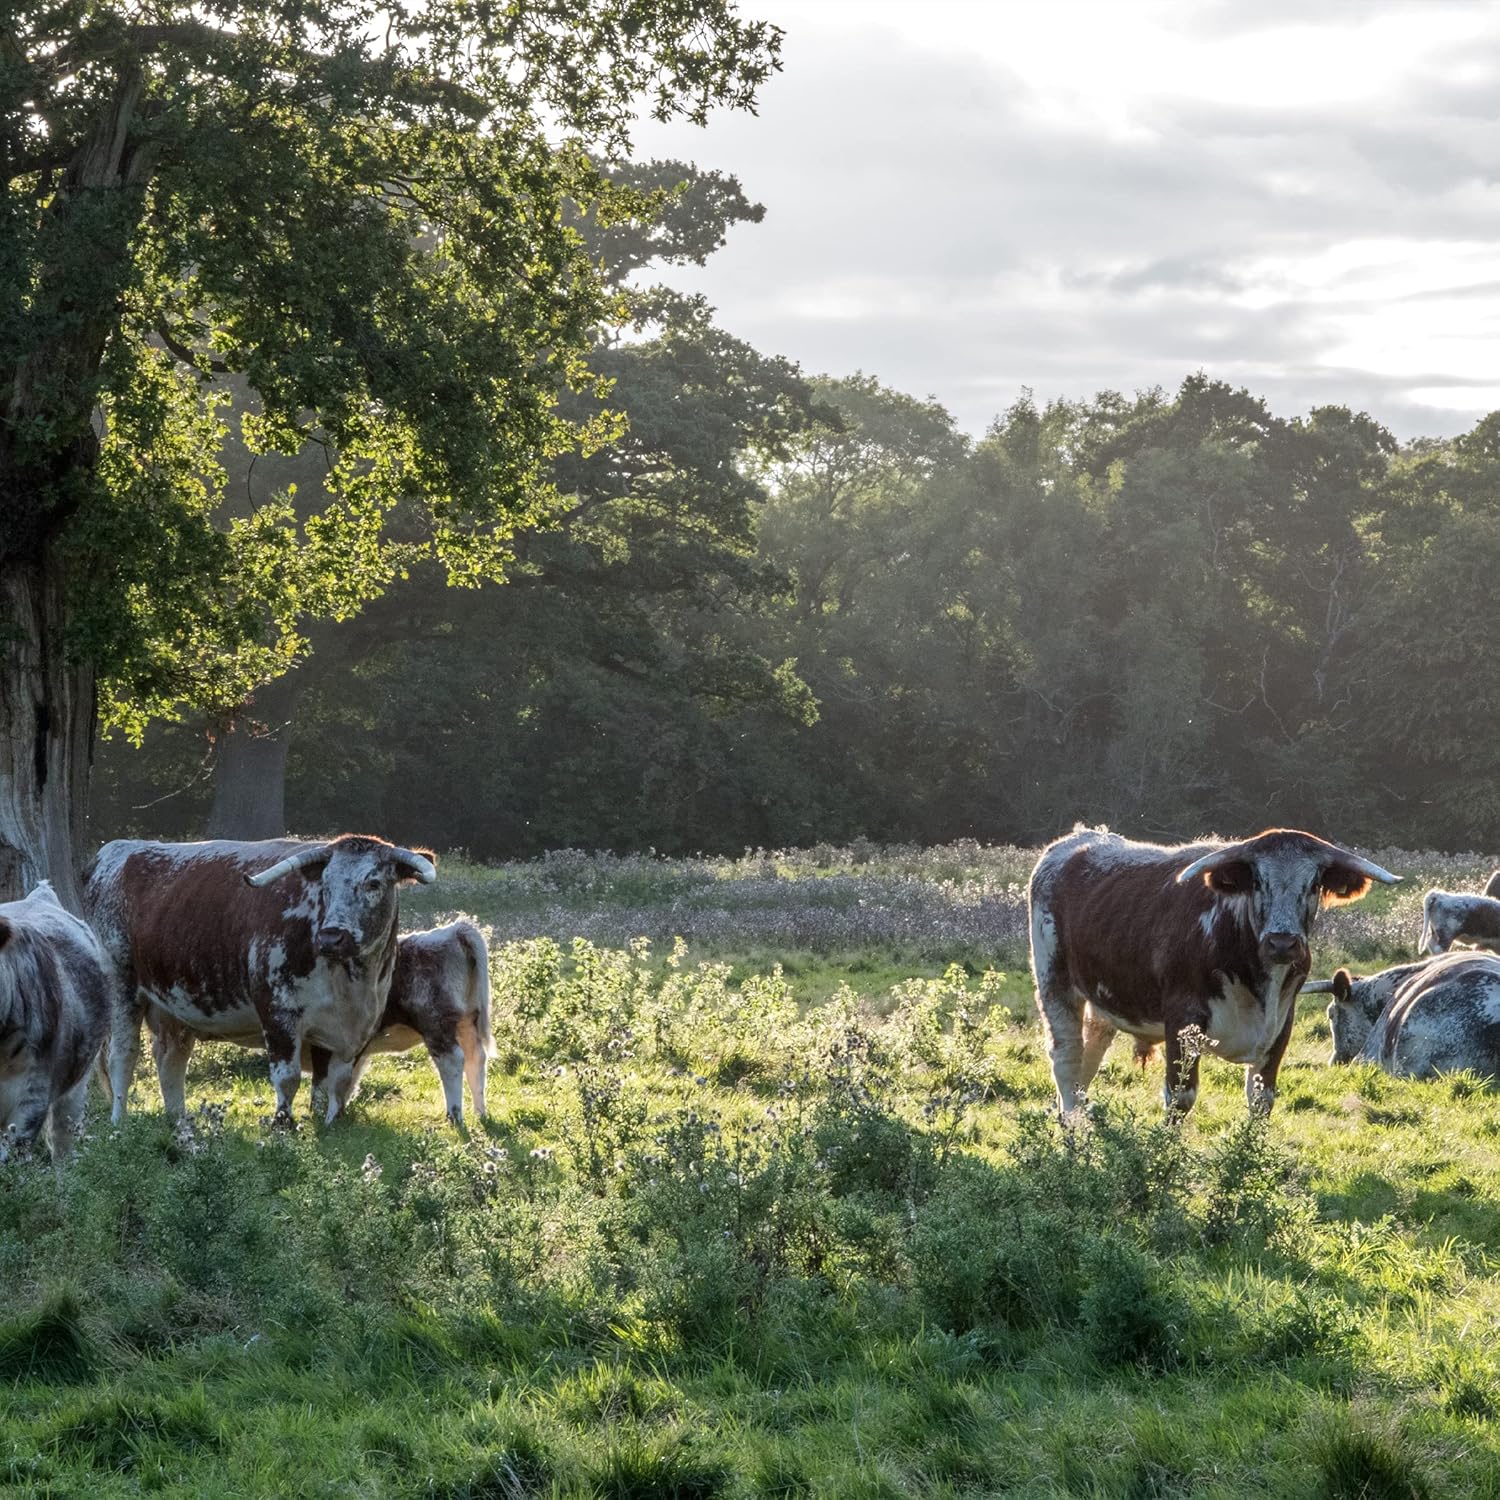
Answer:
xmin=0 ymin=552 xmax=94 ymax=910
xmin=206 ymin=671 xmax=304 ymax=840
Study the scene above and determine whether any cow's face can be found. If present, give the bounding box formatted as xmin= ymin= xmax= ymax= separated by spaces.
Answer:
xmin=1177 ymin=831 xmax=1398 ymax=971
xmin=1421 ymin=892 xmax=1457 ymax=955
xmin=1325 ymin=969 xmax=1390 ymax=1063
xmin=246 ymin=837 xmax=436 ymax=961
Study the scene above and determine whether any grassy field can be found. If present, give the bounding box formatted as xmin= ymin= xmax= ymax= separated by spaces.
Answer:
xmin=5 ymin=840 xmax=1500 ymax=1497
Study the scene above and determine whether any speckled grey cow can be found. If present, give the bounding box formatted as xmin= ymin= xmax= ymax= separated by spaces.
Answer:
xmin=1419 ymin=889 xmax=1500 ymax=955
xmin=1306 ymin=958 xmax=1437 ymax=1064
xmin=0 ymin=882 xmax=113 ymax=1161
xmin=1317 ymin=951 xmax=1500 ymax=1080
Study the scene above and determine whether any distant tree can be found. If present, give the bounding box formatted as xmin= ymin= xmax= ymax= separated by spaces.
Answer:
xmin=1 ymin=0 xmax=780 ymax=900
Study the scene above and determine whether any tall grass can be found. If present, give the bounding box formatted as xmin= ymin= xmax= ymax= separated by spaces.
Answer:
xmin=4 ymin=843 xmax=1499 ymax=1494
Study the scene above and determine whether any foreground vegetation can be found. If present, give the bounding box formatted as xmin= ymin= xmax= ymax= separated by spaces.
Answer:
xmin=5 ymin=843 xmax=1500 ymax=1497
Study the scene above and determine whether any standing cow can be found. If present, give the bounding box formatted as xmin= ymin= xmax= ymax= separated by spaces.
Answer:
xmin=1419 ymin=889 xmax=1500 ymax=956
xmin=309 ymin=919 xmax=493 ymax=1125
xmin=1028 ymin=826 xmax=1400 ymax=1115
xmin=0 ymin=882 xmax=113 ymax=1160
xmin=87 ymin=835 xmax=436 ymax=1126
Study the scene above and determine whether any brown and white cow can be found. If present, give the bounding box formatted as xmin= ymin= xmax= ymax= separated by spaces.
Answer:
xmin=86 ymin=835 xmax=436 ymax=1127
xmin=309 ymin=919 xmax=493 ymax=1126
xmin=1028 ymin=826 xmax=1399 ymax=1115
xmin=1419 ymin=889 xmax=1500 ymax=956
xmin=1320 ymin=951 xmax=1500 ymax=1081
xmin=0 ymin=882 xmax=113 ymax=1160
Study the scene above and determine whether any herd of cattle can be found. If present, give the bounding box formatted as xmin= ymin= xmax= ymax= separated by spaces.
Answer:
xmin=1 ymin=835 xmax=492 ymax=1160
xmin=4 ymin=826 xmax=1500 ymax=1159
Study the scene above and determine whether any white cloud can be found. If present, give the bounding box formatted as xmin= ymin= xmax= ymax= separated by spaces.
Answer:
xmin=630 ymin=0 xmax=1500 ymax=438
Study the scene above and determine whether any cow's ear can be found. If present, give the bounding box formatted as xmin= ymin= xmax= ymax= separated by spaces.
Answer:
xmin=1321 ymin=865 xmax=1372 ymax=906
xmin=1332 ymin=968 xmax=1352 ymax=1004
xmin=1205 ymin=860 xmax=1252 ymax=895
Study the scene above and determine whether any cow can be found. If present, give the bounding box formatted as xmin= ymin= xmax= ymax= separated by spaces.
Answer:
xmin=1419 ymin=889 xmax=1500 ymax=955
xmin=86 ymin=835 xmax=436 ymax=1127
xmin=307 ymin=919 xmax=493 ymax=1126
xmin=1318 ymin=951 xmax=1500 ymax=1081
xmin=1028 ymin=826 xmax=1400 ymax=1116
xmin=0 ymin=882 xmax=113 ymax=1161
xmin=1304 ymin=958 xmax=1437 ymax=1064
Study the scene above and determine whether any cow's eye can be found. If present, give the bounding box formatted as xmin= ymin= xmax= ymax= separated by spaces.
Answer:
xmin=362 ymin=878 xmax=384 ymax=894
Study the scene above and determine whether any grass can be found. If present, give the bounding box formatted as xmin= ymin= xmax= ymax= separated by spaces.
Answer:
xmin=4 ymin=841 xmax=1500 ymax=1496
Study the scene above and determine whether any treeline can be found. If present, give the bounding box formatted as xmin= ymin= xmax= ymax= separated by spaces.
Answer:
xmin=95 ymin=189 xmax=1500 ymax=856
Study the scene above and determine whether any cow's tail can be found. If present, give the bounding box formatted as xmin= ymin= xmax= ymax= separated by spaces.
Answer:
xmin=458 ymin=920 xmax=495 ymax=1061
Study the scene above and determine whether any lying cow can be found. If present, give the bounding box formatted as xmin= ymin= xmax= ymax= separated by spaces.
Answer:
xmin=0 ymin=882 xmax=113 ymax=1160
xmin=308 ymin=919 xmax=493 ymax=1125
xmin=1304 ymin=958 xmax=1437 ymax=1063
xmin=1028 ymin=826 xmax=1399 ymax=1115
xmin=1319 ymin=951 xmax=1500 ymax=1080
xmin=87 ymin=835 xmax=436 ymax=1127
xmin=1421 ymin=889 xmax=1500 ymax=955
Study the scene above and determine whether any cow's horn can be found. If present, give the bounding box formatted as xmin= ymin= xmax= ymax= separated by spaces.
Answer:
xmin=244 ymin=844 xmax=330 ymax=888
xmin=1485 ymin=870 xmax=1500 ymax=900
xmin=390 ymin=847 xmax=437 ymax=884
xmin=1324 ymin=850 xmax=1401 ymax=885
xmin=1300 ymin=979 xmax=1338 ymax=994
xmin=1174 ymin=844 xmax=1249 ymax=885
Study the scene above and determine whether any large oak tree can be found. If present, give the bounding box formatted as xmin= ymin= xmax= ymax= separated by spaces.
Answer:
xmin=0 ymin=0 xmax=780 ymax=902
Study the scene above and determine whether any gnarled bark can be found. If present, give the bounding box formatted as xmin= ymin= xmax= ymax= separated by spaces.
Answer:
xmin=0 ymin=551 xmax=94 ymax=909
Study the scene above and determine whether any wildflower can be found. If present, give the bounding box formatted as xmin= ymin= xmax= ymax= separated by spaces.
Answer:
xmin=361 ymin=1154 xmax=383 ymax=1183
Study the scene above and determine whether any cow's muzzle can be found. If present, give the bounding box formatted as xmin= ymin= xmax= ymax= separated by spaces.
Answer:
xmin=316 ymin=927 xmax=357 ymax=959
xmin=1258 ymin=931 xmax=1308 ymax=966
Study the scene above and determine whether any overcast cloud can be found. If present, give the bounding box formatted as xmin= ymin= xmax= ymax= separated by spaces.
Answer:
xmin=631 ymin=0 xmax=1500 ymax=440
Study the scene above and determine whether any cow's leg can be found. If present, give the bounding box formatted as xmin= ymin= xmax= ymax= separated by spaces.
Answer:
xmin=462 ymin=1036 xmax=488 ymax=1119
xmin=1077 ymin=1004 xmax=1118 ymax=1092
xmin=321 ymin=1055 xmax=361 ymax=1125
xmin=107 ymin=983 xmax=144 ymax=1124
xmin=307 ymin=1044 xmax=331 ymax=1120
xmin=1246 ymin=1002 xmax=1298 ymax=1114
xmin=151 ymin=1016 xmax=196 ymax=1118
xmin=263 ymin=1013 xmax=302 ymax=1129
xmin=430 ymin=1043 xmax=467 ymax=1127
xmin=1031 ymin=907 xmax=1092 ymax=1114
xmin=1162 ymin=1026 xmax=1202 ymax=1115
xmin=45 ymin=1074 xmax=91 ymax=1162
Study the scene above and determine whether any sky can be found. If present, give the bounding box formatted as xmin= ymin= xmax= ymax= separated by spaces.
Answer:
xmin=631 ymin=0 xmax=1500 ymax=441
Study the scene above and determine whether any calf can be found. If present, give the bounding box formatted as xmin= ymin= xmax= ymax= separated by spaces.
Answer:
xmin=1324 ymin=951 xmax=1500 ymax=1081
xmin=1028 ymin=826 xmax=1399 ymax=1115
xmin=1304 ymin=959 xmax=1438 ymax=1064
xmin=0 ymin=882 xmax=112 ymax=1160
xmin=309 ymin=920 xmax=493 ymax=1125
xmin=87 ymin=835 xmax=436 ymax=1126
xmin=1419 ymin=890 xmax=1500 ymax=955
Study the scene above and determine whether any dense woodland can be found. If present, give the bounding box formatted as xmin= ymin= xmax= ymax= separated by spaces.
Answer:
xmin=95 ymin=162 xmax=1500 ymax=857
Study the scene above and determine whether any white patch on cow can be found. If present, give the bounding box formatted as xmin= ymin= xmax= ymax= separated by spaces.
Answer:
xmin=1205 ymin=969 xmax=1294 ymax=1066
xmin=1084 ymin=998 xmax=1166 ymax=1042
xmin=1029 ymin=908 xmax=1058 ymax=985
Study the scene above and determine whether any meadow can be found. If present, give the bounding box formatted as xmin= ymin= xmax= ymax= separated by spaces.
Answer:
xmin=4 ymin=841 xmax=1500 ymax=1498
